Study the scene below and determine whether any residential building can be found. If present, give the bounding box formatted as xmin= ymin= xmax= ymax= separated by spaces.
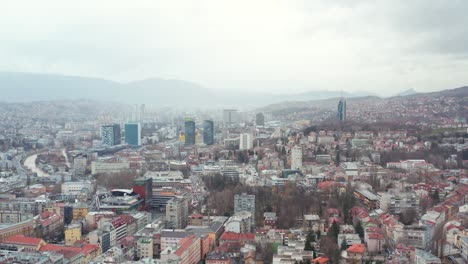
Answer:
xmin=166 ymin=196 xmax=189 ymax=229
xmin=87 ymin=229 xmax=111 ymax=253
xmin=206 ymin=251 xmax=232 ymax=264
xmin=239 ymin=133 xmax=253 ymax=150
xmin=346 ymin=244 xmax=364 ymax=263
xmin=224 ymin=211 xmax=252 ymax=233
xmin=0 ymin=218 xmax=35 ymax=241
xmin=379 ymin=190 xmax=419 ymax=215
xmin=73 ymin=155 xmax=87 ymax=177
xmin=461 ymin=236 xmax=468 ymax=261
xmin=65 ymin=224 xmax=81 ymax=245
xmin=174 ymin=235 xmax=201 ymax=264
xmin=354 ymin=189 xmax=379 ymax=210
xmin=0 ymin=235 xmax=46 ymax=251
xmin=137 ymin=237 xmax=153 ymax=259
xmin=234 ymin=193 xmax=255 ymax=232
xmin=290 ymin=145 xmax=302 ymax=171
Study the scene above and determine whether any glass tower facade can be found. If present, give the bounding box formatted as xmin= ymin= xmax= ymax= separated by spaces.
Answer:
xmin=184 ymin=119 xmax=196 ymax=145
xmin=203 ymin=120 xmax=214 ymax=145
xmin=125 ymin=123 xmax=141 ymax=146
xmin=338 ymin=99 xmax=347 ymax=121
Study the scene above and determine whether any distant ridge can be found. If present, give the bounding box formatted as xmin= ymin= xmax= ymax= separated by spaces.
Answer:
xmin=0 ymin=72 xmax=375 ymax=106
xmin=395 ymin=89 xmax=419 ymax=97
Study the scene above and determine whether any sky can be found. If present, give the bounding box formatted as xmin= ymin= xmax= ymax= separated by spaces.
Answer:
xmin=1 ymin=0 xmax=468 ymax=96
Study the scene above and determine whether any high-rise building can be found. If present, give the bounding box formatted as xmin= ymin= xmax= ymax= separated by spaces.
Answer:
xmin=239 ymin=133 xmax=253 ymax=150
xmin=256 ymin=113 xmax=265 ymax=126
xmin=203 ymin=120 xmax=214 ymax=145
xmin=338 ymin=99 xmax=347 ymax=121
xmin=125 ymin=123 xmax=141 ymax=146
xmin=291 ymin=145 xmax=303 ymax=171
xmin=101 ymin=124 xmax=121 ymax=146
xmin=133 ymin=177 xmax=153 ymax=210
xmin=234 ymin=193 xmax=255 ymax=232
xmin=184 ymin=119 xmax=196 ymax=145
xmin=73 ymin=155 xmax=87 ymax=177
xmin=166 ymin=195 xmax=189 ymax=229
xmin=223 ymin=109 xmax=238 ymax=124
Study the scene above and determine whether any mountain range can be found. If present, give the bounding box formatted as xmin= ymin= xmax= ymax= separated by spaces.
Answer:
xmin=0 ymin=72 xmax=466 ymax=108
xmin=0 ymin=72 xmax=376 ymax=107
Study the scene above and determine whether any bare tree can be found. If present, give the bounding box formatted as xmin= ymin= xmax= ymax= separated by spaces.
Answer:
xmin=400 ymin=208 xmax=417 ymax=225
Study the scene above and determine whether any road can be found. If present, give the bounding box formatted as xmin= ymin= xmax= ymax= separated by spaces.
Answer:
xmin=23 ymin=153 xmax=50 ymax=177
xmin=62 ymin=148 xmax=70 ymax=168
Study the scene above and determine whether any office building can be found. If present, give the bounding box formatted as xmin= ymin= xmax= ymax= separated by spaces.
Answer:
xmin=256 ymin=113 xmax=265 ymax=126
xmin=101 ymin=124 xmax=121 ymax=146
xmin=184 ymin=119 xmax=196 ymax=146
xmin=203 ymin=120 xmax=214 ymax=145
xmin=73 ymin=155 xmax=87 ymax=177
xmin=132 ymin=177 xmax=153 ymax=210
xmin=223 ymin=109 xmax=238 ymax=124
xmin=290 ymin=145 xmax=303 ymax=171
xmin=125 ymin=123 xmax=141 ymax=146
xmin=239 ymin=133 xmax=253 ymax=150
xmin=234 ymin=193 xmax=255 ymax=232
xmin=338 ymin=99 xmax=347 ymax=121
xmin=166 ymin=196 xmax=189 ymax=229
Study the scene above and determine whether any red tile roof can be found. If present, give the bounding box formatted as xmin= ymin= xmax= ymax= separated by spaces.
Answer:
xmin=175 ymin=235 xmax=197 ymax=256
xmin=3 ymin=235 xmax=43 ymax=246
xmin=40 ymin=211 xmax=52 ymax=219
xmin=313 ymin=256 xmax=330 ymax=264
xmin=347 ymin=244 xmax=365 ymax=254
xmin=190 ymin=213 xmax=203 ymax=219
xmin=220 ymin=232 xmax=255 ymax=241
xmin=39 ymin=243 xmax=99 ymax=257
xmin=367 ymin=233 xmax=384 ymax=240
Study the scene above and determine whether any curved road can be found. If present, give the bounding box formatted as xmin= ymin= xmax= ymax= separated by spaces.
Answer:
xmin=23 ymin=153 xmax=50 ymax=177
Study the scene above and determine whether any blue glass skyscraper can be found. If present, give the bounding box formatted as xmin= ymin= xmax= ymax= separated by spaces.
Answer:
xmin=203 ymin=120 xmax=214 ymax=145
xmin=125 ymin=123 xmax=141 ymax=146
xmin=184 ymin=119 xmax=196 ymax=145
xmin=338 ymin=99 xmax=347 ymax=121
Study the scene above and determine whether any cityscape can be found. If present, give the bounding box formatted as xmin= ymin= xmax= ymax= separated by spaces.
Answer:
xmin=1 ymin=1 xmax=468 ymax=264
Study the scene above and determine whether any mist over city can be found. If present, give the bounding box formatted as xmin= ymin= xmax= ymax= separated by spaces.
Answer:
xmin=0 ymin=1 xmax=467 ymax=264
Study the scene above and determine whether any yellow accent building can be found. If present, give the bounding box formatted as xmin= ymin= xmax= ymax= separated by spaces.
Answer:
xmin=65 ymin=224 xmax=82 ymax=245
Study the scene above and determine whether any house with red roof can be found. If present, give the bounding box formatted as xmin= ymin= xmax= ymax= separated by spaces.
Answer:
xmin=0 ymin=235 xmax=46 ymax=251
xmin=174 ymin=235 xmax=201 ymax=264
xmin=219 ymin=232 xmax=255 ymax=246
xmin=345 ymin=244 xmax=365 ymax=263
xmin=365 ymin=229 xmax=385 ymax=254
xmin=37 ymin=211 xmax=63 ymax=239
xmin=39 ymin=242 xmax=100 ymax=263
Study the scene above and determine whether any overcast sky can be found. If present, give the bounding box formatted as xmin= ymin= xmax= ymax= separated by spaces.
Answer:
xmin=1 ymin=0 xmax=467 ymax=96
